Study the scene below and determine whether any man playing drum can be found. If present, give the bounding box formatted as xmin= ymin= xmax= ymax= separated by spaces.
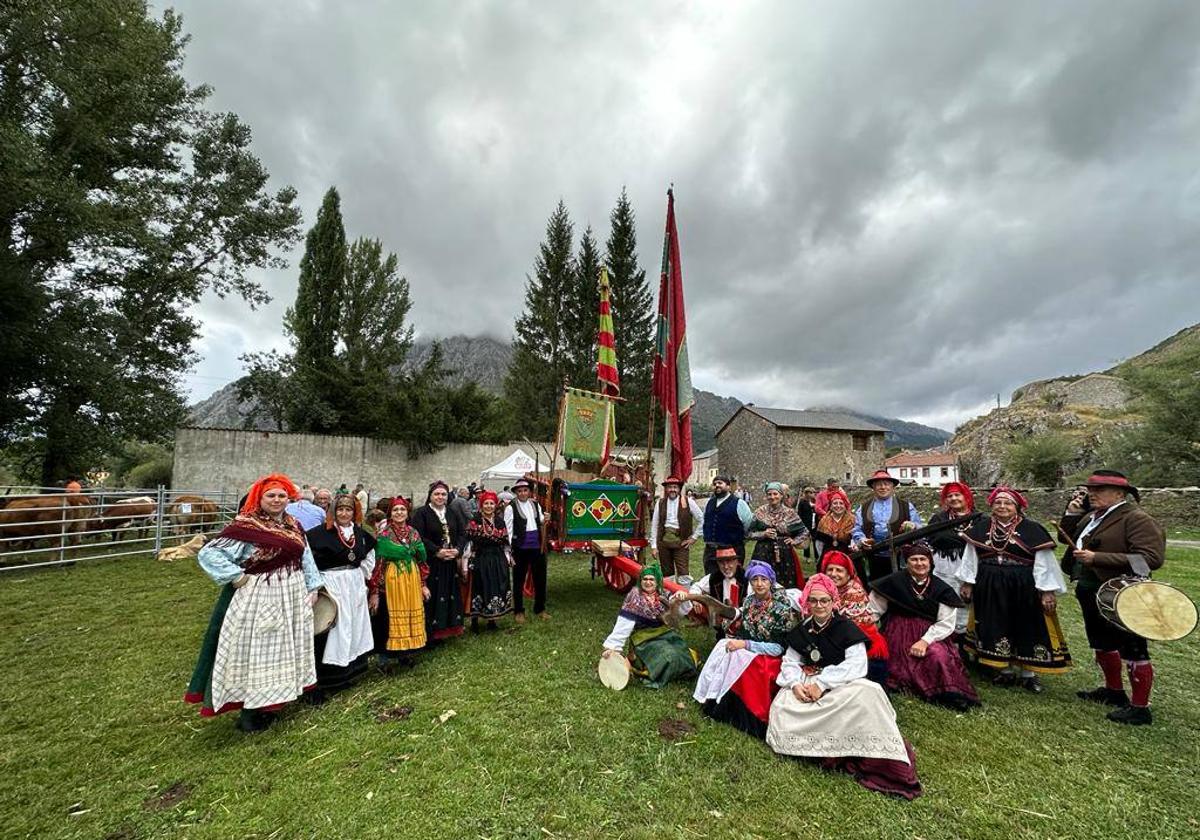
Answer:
xmin=1061 ymin=470 xmax=1166 ymax=726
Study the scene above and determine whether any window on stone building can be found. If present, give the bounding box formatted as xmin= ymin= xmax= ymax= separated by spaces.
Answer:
xmin=852 ymin=434 xmax=869 ymax=451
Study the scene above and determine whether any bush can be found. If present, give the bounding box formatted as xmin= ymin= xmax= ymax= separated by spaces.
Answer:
xmin=124 ymin=457 xmax=172 ymax=489
xmin=1003 ymin=433 xmax=1074 ymax=486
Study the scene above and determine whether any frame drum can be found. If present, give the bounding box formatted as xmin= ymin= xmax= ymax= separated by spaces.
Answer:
xmin=1096 ymin=577 xmax=1198 ymax=642
xmin=312 ymin=589 xmax=340 ymax=635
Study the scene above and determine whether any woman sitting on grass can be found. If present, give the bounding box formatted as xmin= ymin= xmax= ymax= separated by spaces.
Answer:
xmin=601 ymin=563 xmax=699 ymax=688
xmin=766 ymin=573 xmax=922 ymax=799
xmin=818 ymin=551 xmax=889 ymax=683
xmin=185 ymin=473 xmax=324 ymax=733
xmin=692 ymin=562 xmax=799 ymax=738
xmin=869 ymin=541 xmax=980 ymax=712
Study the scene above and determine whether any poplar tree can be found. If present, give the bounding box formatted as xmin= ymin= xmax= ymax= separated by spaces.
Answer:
xmin=503 ymin=201 xmax=576 ymax=440
xmin=605 ymin=188 xmax=655 ymax=442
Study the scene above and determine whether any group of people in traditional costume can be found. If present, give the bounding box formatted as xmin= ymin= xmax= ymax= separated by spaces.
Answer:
xmin=600 ymin=466 xmax=1169 ymax=799
xmin=186 ymin=475 xmax=550 ymax=732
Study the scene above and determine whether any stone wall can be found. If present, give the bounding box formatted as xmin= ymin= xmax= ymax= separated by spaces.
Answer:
xmin=717 ymin=412 xmax=886 ymax=493
xmin=839 ymin=485 xmax=1200 ymax=530
xmin=173 ymin=428 xmax=666 ymax=497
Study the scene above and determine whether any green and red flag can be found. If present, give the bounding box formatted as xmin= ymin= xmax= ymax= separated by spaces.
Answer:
xmin=596 ymin=266 xmax=620 ymax=397
xmin=652 ymin=189 xmax=695 ymax=482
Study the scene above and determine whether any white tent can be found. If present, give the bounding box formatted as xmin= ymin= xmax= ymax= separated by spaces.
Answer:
xmin=479 ymin=449 xmax=547 ymax=483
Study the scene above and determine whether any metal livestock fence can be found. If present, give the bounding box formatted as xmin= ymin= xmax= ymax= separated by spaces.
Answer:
xmin=0 ymin=485 xmax=241 ymax=572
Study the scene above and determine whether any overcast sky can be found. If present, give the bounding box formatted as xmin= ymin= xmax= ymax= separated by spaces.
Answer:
xmin=170 ymin=0 xmax=1200 ymax=432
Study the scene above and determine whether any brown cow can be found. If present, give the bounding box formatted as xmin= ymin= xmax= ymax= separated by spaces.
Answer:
xmin=91 ymin=496 xmax=157 ymax=542
xmin=0 ymin=493 xmax=93 ymax=549
xmin=167 ymin=494 xmax=220 ymax=539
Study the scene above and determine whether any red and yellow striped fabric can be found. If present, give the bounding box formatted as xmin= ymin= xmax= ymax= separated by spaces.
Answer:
xmin=596 ymin=266 xmax=620 ymax=397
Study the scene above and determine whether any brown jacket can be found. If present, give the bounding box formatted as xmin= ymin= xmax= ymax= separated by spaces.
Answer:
xmin=1060 ymin=503 xmax=1165 ymax=582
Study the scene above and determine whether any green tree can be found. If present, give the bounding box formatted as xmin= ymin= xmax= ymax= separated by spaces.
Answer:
xmin=0 ymin=1 xmax=302 ymax=484
xmin=1098 ymin=343 xmax=1200 ymax=486
xmin=1003 ymin=433 xmax=1075 ymax=486
xmin=605 ymin=188 xmax=655 ymax=443
xmin=284 ymin=187 xmax=347 ymax=432
xmin=236 ymin=352 xmax=294 ymax=431
xmin=504 ymin=201 xmax=576 ymax=439
xmin=564 ymin=226 xmax=603 ymax=387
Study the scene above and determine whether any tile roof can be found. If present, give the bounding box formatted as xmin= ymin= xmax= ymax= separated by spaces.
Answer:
xmin=717 ymin=406 xmax=889 ymax=437
xmin=885 ymin=451 xmax=958 ymax=467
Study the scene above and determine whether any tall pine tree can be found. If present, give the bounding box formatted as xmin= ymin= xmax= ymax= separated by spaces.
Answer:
xmin=284 ymin=187 xmax=347 ymax=431
xmin=605 ymin=188 xmax=654 ymax=443
xmin=503 ymin=201 xmax=576 ymax=440
xmin=565 ymin=226 xmax=603 ymax=387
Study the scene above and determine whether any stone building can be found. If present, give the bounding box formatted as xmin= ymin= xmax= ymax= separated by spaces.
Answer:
xmin=690 ymin=448 xmax=719 ymax=485
xmin=715 ymin=406 xmax=888 ymax=493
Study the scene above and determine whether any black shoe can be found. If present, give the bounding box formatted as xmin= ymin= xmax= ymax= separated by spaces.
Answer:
xmin=1077 ymin=686 xmax=1130 ymax=706
xmin=1107 ymin=705 xmax=1152 ymax=726
xmin=991 ymin=672 xmax=1017 ymax=687
xmin=299 ymin=688 xmax=328 ymax=706
xmin=236 ymin=709 xmax=274 ymax=733
xmin=486 ymin=620 xmax=498 ymax=632
xmin=1020 ymin=676 xmax=1044 ymax=694
xmin=470 ymin=619 xmax=481 ymax=634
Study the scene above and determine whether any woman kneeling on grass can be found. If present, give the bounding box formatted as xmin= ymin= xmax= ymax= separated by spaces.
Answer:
xmin=601 ymin=563 xmax=699 ymax=688
xmin=692 ymin=562 xmax=798 ymax=739
xmin=766 ymin=574 xmax=922 ymax=799
xmin=869 ymin=541 xmax=980 ymax=712
xmin=185 ymin=474 xmax=324 ymax=733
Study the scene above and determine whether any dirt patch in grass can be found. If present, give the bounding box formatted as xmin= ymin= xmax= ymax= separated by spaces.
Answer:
xmin=375 ymin=703 xmax=413 ymax=723
xmin=142 ymin=780 xmax=192 ymax=811
xmin=657 ymin=718 xmax=695 ymax=741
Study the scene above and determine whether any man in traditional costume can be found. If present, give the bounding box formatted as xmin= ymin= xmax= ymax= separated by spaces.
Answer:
xmin=504 ymin=478 xmax=549 ymax=623
xmin=766 ymin=573 xmax=922 ymax=799
xmin=411 ymin=480 xmax=467 ymax=641
xmin=649 ymin=476 xmax=704 ymax=580
xmin=701 ymin=476 xmax=753 ymax=576
xmin=851 ymin=470 xmax=923 ymax=585
xmin=305 ymin=493 xmax=376 ymax=701
xmin=958 ymin=486 xmax=1070 ymax=692
xmin=671 ymin=546 xmax=746 ymax=640
xmin=869 ymin=542 xmax=980 ymax=711
xmin=601 ymin=563 xmax=699 ymax=688
xmin=748 ymin=481 xmax=809 ymax=589
xmin=692 ymin=561 xmax=798 ymax=739
xmin=185 ymin=474 xmax=324 ymax=732
xmin=1061 ymin=470 xmax=1166 ymax=726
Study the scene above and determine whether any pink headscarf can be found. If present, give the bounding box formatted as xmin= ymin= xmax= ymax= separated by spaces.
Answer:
xmin=799 ymin=572 xmax=841 ymax=616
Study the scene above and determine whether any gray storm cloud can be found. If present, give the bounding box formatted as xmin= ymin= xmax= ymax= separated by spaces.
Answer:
xmin=170 ymin=0 xmax=1200 ymax=430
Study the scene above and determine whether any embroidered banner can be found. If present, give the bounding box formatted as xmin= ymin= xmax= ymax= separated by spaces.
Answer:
xmin=560 ymin=387 xmax=616 ymax=463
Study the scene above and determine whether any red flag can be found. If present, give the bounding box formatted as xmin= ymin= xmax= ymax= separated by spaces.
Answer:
xmin=652 ymin=189 xmax=694 ymax=482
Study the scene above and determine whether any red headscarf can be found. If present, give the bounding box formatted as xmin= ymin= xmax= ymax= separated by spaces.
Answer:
xmin=820 ymin=550 xmax=860 ymax=583
xmin=241 ymin=473 xmax=300 ymax=514
xmin=987 ymin=485 xmax=1028 ymax=510
xmin=477 ymin=490 xmax=499 ymax=507
xmin=939 ymin=481 xmax=975 ymax=512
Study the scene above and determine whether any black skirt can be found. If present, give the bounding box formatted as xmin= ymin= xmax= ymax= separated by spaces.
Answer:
xmin=964 ymin=563 xmax=1071 ymax=673
xmin=426 ymin=557 xmax=464 ymax=639
xmin=468 ymin=543 xmax=513 ymax=618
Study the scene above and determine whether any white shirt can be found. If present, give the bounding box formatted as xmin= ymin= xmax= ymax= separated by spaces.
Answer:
xmin=649 ymin=495 xmax=704 ymax=549
xmin=1075 ymin=501 xmax=1126 ymax=548
xmin=777 ymin=641 xmax=868 ymax=692
xmin=337 ymin=523 xmax=376 ymax=579
xmin=688 ymin=573 xmax=741 ymax=605
xmin=956 ymin=543 xmax=1066 ymax=593
xmin=503 ymin=498 xmax=542 ymax=545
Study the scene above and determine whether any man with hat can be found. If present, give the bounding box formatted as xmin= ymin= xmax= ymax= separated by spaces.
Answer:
xmin=503 ymin=478 xmax=550 ymax=623
xmin=701 ymin=476 xmax=753 ymax=576
xmin=852 ymin=469 xmax=923 ymax=584
xmin=1060 ymin=469 xmax=1166 ymax=726
xmin=673 ymin=546 xmax=747 ymax=640
xmin=650 ymin=476 xmax=705 ymax=580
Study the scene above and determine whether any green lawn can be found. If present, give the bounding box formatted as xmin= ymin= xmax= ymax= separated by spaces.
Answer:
xmin=1 ymin=547 xmax=1197 ymax=839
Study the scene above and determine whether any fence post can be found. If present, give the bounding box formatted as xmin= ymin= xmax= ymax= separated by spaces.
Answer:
xmin=154 ymin=484 xmax=165 ymax=556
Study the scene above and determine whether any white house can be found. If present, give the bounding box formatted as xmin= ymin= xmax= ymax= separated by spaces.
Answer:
xmin=884 ymin=451 xmax=959 ymax=487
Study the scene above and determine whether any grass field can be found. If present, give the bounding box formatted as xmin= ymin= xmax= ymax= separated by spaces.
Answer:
xmin=1 ymin=545 xmax=1197 ymax=840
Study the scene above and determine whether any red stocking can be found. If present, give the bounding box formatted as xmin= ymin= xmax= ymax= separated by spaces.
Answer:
xmin=1095 ymin=650 xmax=1124 ymax=691
xmin=1127 ymin=661 xmax=1154 ymax=707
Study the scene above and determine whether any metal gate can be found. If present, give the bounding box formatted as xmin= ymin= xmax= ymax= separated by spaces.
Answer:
xmin=0 ymin=486 xmax=240 ymax=572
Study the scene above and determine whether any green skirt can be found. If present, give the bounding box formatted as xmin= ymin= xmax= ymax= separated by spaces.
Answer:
xmin=629 ymin=625 xmax=699 ymax=689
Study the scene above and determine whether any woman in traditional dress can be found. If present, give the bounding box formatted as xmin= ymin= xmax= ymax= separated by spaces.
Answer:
xmin=766 ymin=574 xmax=922 ymax=799
xmin=927 ymin=481 xmax=975 ymax=634
xmin=410 ymin=479 xmax=467 ymax=642
xmin=368 ymin=497 xmax=429 ymax=665
xmin=812 ymin=490 xmax=855 ymax=560
xmin=747 ymin=482 xmax=809 ymax=589
xmin=958 ymin=487 xmax=1070 ymax=692
xmin=185 ymin=474 xmax=324 ymax=733
xmin=461 ymin=490 xmax=514 ymax=631
xmin=602 ymin=563 xmax=699 ymax=688
xmin=692 ymin=562 xmax=799 ymax=738
xmin=818 ymin=551 xmax=889 ymax=683
xmin=869 ymin=541 xmax=980 ymax=711
xmin=305 ymin=493 xmax=376 ymax=701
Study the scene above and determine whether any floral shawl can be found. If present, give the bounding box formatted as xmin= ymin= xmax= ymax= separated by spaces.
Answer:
xmin=736 ymin=589 xmax=799 ymax=644
xmin=618 ymin=586 xmax=669 ymax=628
